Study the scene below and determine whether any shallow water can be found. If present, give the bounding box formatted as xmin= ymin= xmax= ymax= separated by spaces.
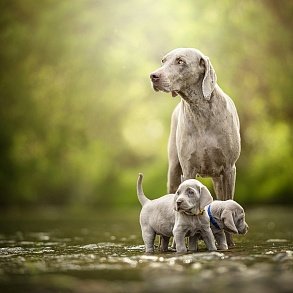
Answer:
xmin=0 ymin=207 xmax=292 ymax=293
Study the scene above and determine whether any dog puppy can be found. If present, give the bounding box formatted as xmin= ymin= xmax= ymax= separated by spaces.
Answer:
xmin=173 ymin=179 xmax=217 ymax=253
xmin=137 ymin=174 xmax=216 ymax=253
xmin=205 ymin=200 xmax=249 ymax=250
xmin=137 ymin=173 xmax=175 ymax=253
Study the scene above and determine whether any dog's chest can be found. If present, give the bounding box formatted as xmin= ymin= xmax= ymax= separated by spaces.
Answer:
xmin=176 ymin=104 xmax=240 ymax=177
xmin=180 ymin=138 xmax=227 ymax=177
xmin=187 ymin=216 xmax=209 ymax=234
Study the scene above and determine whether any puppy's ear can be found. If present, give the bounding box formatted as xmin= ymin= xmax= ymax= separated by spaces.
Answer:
xmin=199 ymin=186 xmax=213 ymax=211
xmin=173 ymin=200 xmax=178 ymax=211
xmin=180 ymin=175 xmax=185 ymax=183
xmin=173 ymin=190 xmax=179 ymax=211
xmin=221 ymin=210 xmax=238 ymax=234
xmin=201 ymin=56 xmax=217 ymax=100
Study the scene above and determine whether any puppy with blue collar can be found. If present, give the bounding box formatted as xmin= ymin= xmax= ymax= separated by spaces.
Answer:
xmin=205 ymin=200 xmax=249 ymax=250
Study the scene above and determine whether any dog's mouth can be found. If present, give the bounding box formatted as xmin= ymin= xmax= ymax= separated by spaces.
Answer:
xmin=152 ymin=83 xmax=179 ymax=98
xmin=238 ymin=226 xmax=248 ymax=235
xmin=152 ymin=83 xmax=170 ymax=93
xmin=153 ymin=85 xmax=160 ymax=92
xmin=177 ymin=206 xmax=196 ymax=216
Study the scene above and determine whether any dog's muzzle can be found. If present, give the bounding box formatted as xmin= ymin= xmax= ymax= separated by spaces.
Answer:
xmin=238 ymin=224 xmax=249 ymax=235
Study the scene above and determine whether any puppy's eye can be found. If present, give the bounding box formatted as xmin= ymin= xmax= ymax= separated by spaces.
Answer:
xmin=161 ymin=58 xmax=166 ymax=64
xmin=187 ymin=188 xmax=194 ymax=197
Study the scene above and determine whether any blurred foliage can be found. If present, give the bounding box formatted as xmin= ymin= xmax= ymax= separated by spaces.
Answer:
xmin=0 ymin=0 xmax=292 ymax=208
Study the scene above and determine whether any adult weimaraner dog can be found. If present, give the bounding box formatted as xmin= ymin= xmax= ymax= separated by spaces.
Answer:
xmin=150 ymin=48 xmax=241 ymax=246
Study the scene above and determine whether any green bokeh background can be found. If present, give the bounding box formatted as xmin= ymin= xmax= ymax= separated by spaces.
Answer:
xmin=0 ymin=0 xmax=292 ymax=208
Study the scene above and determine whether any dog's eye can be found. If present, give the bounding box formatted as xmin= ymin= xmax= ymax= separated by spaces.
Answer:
xmin=237 ymin=218 xmax=243 ymax=225
xmin=161 ymin=58 xmax=166 ymax=64
xmin=187 ymin=188 xmax=194 ymax=197
xmin=176 ymin=58 xmax=185 ymax=65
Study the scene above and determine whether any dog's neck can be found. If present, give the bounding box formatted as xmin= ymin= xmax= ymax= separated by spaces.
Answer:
xmin=207 ymin=204 xmax=221 ymax=230
xmin=208 ymin=201 xmax=225 ymax=221
xmin=178 ymin=79 xmax=215 ymax=112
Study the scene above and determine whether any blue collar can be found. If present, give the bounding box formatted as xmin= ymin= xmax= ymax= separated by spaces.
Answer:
xmin=208 ymin=205 xmax=221 ymax=230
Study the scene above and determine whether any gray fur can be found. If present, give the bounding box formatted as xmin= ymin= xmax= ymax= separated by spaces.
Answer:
xmin=173 ymin=179 xmax=217 ymax=253
xmin=150 ymin=48 xmax=241 ymax=202
xmin=137 ymin=173 xmax=217 ymax=253
xmin=137 ymin=173 xmax=175 ymax=253
xmin=205 ymin=200 xmax=249 ymax=250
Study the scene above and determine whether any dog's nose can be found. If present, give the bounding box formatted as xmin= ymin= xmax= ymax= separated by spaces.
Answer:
xmin=239 ymin=224 xmax=249 ymax=235
xmin=150 ymin=73 xmax=160 ymax=82
xmin=176 ymin=199 xmax=183 ymax=206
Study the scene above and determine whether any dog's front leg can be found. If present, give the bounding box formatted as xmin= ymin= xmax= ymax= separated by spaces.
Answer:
xmin=173 ymin=226 xmax=187 ymax=253
xmin=188 ymin=234 xmax=199 ymax=252
xmin=214 ymin=230 xmax=228 ymax=250
xmin=202 ymin=228 xmax=217 ymax=251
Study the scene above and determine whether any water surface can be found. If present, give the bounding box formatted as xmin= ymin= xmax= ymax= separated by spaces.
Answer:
xmin=0 ymin=207 xmax=292 ymax=292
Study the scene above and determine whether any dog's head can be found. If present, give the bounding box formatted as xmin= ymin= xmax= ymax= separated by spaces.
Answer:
xmin=174 ymin=179 xmax=213 ymax=215
xmin=150 ymin=48 xmax=217 ymax=100
xmin=221 ymin=200 xmax=248 ymax=235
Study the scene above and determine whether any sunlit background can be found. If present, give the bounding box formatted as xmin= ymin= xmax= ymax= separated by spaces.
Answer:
xmin=0 ymin=0 xmax=292 ymax=209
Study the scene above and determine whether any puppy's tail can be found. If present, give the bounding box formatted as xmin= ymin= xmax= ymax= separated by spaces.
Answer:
xmin=137 ymin=173 xmax=150 ymax=206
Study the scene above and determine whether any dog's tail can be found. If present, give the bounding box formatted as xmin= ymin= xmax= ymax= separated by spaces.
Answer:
xmin=137 ymin=173 xmax=150 ymax=206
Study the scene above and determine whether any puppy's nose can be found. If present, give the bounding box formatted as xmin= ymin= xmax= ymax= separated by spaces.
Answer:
xmin=176 ymin=199 xmax=183 ymax=207
xmin=150 ymin=73 xmax=160 ymax=82
xmin=240 ymin=224 xmax=249 ymax=235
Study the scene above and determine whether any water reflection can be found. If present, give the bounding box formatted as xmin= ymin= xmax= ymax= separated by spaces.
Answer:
xmin=0 ymin=207 xmax=292 ymax=292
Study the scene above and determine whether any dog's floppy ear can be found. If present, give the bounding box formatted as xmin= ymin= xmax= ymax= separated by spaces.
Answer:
xmin=199 ymin=185 xmax=213 ymax=211
xmin=201 ymin=56 xmax=217 ymax=100
xmin=173 ymin=188 xmax=180 ymax=211
xmin=221 ymin=210 xmax=238 ymax=234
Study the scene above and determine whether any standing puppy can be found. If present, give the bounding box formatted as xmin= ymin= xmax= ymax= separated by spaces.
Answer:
xmin=206 ymin=200 xmax=249 ymax=250
xmin=173 ymin=179 xmax=217 ymax=253
xmin=137 ymin=174 xmax=215 ymax=253
xmin=137 ymin=173 xmax=175 ymax=253
xmin=150 ymin=48 xmax=241 ymax=246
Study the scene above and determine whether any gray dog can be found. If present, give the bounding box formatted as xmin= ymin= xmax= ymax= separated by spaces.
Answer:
xmin=173 ymin=178 xmax=217 ymax=253
xmin=150 ymin=48 xmax=241 ymax=246
xmin=205 ymin=200 xmax=248 ymax=250
xmin=137 ymin=173 xmax=175 ymax=253
xmin=137 ymin=173 xmax=216 ymax=253
xmin=150 ymin=48 xmax=240 ymax=202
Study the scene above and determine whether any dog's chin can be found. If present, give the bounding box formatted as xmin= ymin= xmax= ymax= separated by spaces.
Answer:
xmin=180 ymin=207 xmax=196 ymax=216
xmin=183 ymin=211 xmax=195 ymax=216
xmin=152 ymin=84 xmax=169 ymax=92
xmin=153 ymin=85 xmax=160 ymax=92
xmin=152 ymin=84 xmax=179 ymax=97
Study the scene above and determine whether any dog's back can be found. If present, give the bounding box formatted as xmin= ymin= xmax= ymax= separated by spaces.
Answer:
xmin=140 ymin=194 xmax=175 ymax=238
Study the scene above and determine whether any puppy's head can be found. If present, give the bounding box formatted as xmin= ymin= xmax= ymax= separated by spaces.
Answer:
xmin=174 ymin=179 xmax=213 ymax=215
xmin=221 ymin=200 xmax=248 ymax=234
